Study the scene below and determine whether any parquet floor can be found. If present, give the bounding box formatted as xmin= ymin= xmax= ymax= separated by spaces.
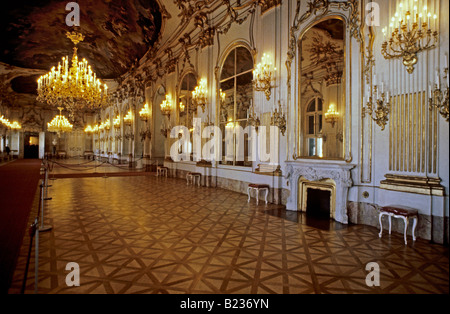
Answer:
xmin=9 ymin=175 xmax=449 ymax=294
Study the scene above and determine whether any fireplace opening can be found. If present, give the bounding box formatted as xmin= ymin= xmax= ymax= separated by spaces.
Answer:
xmin=306 ymin=188 xmax=331 ymax=219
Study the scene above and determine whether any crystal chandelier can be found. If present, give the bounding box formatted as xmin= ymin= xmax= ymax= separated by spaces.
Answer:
xmin=381 ymin=3 xmax=438 ymax=74
xmin=47 ymin=107 xmax=73 ymax=134
xmin=37 ymin=31 xmax=108 ymax=118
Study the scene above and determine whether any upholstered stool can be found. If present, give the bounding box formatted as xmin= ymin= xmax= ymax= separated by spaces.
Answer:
xmin=186 ymin=172 xmax=201 ymax=186
xmin=156 ymin=166 xmax=169 ymax=177
xmin=247 ymin=184 xmax=270 ymax=205
xmin=379 ymin=205 xmax=419 ymax=245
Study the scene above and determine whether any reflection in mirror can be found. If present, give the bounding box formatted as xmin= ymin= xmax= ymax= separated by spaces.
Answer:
xmin=219 ymin=46 xmax=253 ymax=166
xmin=178 ymin=73 xmax=196 ymax=129
xmin=178 ymin=73 xmax=196 ymax=158
xmin=300 ymin=18 xmax=345 ymax=159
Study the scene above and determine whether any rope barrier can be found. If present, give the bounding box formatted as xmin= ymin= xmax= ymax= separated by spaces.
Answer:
xmin=43 ymin=156 xmax=155 ymax=173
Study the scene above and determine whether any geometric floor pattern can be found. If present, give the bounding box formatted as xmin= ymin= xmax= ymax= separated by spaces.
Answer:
xmin=8 ymin=175 xmax=449 ymax=294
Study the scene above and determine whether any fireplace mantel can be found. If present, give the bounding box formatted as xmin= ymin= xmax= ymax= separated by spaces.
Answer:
xmin=285 ymin=161 xmax=355 ymax=224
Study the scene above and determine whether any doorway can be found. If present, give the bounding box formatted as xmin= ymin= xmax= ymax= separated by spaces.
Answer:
xmin=24 ymin=133 xmax=39 ymax=159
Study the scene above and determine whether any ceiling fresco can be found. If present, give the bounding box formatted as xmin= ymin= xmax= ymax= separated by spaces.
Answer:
xmin=0 ymin=0 xmax=162 ymax=82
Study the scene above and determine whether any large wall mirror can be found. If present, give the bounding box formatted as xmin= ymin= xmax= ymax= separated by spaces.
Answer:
xmin=178 ymin=72 xmax=197 ymax=130
xmin=152 ymin=85 xmax=166 ymax=159
xmin=177 ymin=72 xmax=197 ymax=159
xmin=299 ymin=18 xmax=345 ymax=159
xmin=218 ymin=45 xmax=253 ymax=167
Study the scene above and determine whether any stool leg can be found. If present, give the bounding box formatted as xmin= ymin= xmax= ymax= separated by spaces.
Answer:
xmin=403 ymin=217 xmax=409 ymax=245
xmin=256 ymin=189 xmax=260 ymax=205
xmin=247 ymin=187 xmax=251 ymax=203
xmin=264 ymin=188 xmax=268 ymax=205
xmin=186 ymin=175 xmax=189 ymax=185
xmin=412 ymin=216 xmax=417 ymax=241
xmin=378 ymin=212 xmax=384 ymax=238
xmin=198 ymin=176 xmax=201 ymax=187
xmin=388 ymin=214 xmax=392 ymax=235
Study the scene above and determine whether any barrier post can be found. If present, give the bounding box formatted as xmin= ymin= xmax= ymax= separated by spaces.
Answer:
xmin=39 ymin=181 xmax=52 ymax=232
xmin=34 ymin=219 xmax=39 ymax=294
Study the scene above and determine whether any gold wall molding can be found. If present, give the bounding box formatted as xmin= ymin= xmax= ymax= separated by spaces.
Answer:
xmin=388 ymin=91 xmax=437 ymax=174
xmin=258 ymin=0 xmax=282 ymax=14
xmin=380 ymin=174 xmax=444 ymax=196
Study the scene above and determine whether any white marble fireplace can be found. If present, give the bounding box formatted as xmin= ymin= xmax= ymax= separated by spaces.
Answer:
xmin=285 ymin=161 xmax=355 ymax=224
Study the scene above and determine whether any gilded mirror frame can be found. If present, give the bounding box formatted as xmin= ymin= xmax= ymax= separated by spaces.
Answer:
xmin=296 ymin=14 xmax=350 ymax=161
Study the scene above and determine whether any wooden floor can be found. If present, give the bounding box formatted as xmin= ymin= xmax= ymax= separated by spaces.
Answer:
xmin=7 ymin=163 xmax=449 ymax=294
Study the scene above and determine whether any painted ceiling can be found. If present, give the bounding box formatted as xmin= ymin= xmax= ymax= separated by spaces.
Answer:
xmin=0 ymin=0 xmax=162 ymax=97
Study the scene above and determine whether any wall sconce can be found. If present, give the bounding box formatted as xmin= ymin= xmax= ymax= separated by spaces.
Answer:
xmin=247 ymin=99 xmax=260 ymax=132
xmin=139 ymin=103 xmax=151 ymax=122
xmin=104 ymin=119 xmax=110 ymax=131
xmin=8 ymin=121 xmax=22 ymax=130
xmin=84 ymin=125 xmax=94 ymax=134
xmin=363 ymin=81 xmax=390 ymax=131
xmin=253 ymin=53 xmax=276 ymax=101
xmin=124 ymin=110 xmax=133 ymax=126
xmin=160 ymin=95 xmax=172 ymax=118
xmin=324 ymin=103 xmax=339 ymax=127
xmin=192 ymin=78 xmax=207 ymax=112
xmin=179 ymin=101 xmax=185 ymax=115
xmin=270 ymin=100 xmax=286 ymax=136
xmin=381 ymin=3 xmax=438 ymax=74
xmin=219 ymin=89 xmax=226 ymax=104
xmin=140 ymin=129 xmax=152 ymax=141
xmin=429 ymin=62 xmax=449 ymax=122
xmin=113 ymin=115 xmax=121 ymax=130
xmin=1 ymin=114 xmax=22 ymax=130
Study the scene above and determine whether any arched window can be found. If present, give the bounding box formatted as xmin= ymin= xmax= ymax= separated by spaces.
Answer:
xmin=219 ymin=46 xmax=253 ymax=166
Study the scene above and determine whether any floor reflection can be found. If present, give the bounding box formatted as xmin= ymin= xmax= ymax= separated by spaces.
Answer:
xmin=263 ymin=208 xmax=348 ymax=231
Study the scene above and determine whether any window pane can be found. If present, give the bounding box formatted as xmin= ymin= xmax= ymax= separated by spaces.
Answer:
xmin=219 ymin=91 xmax=234 ymax=123
xmin=317 ymin=98 xmax=323 ymax=111
xmin=220 ymin=78 xmax=234 ymax=92
xmin=221 ymin=50 xmax=236 ymax=80
xmin=236 ymin=47 xmax=253 ymax=74
xmin=307 ymin=100 xmax=316 ymax=112
xmin=308 ymin=115 xmax=315 ymax=135
xmin=318 ymin=114 xmax=323 ymax=133
xmin=219 ymin=78 xmax=234 ymax=123
xmin=236 ymin=71 xmax=253 ymax=86
xmin=317 ymin=138 xmax=323 ymax=158
xmin=308 ymin=138 xmax=316 ymax=156
xmin=236 ymin=80 xmax=253 ymax=120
